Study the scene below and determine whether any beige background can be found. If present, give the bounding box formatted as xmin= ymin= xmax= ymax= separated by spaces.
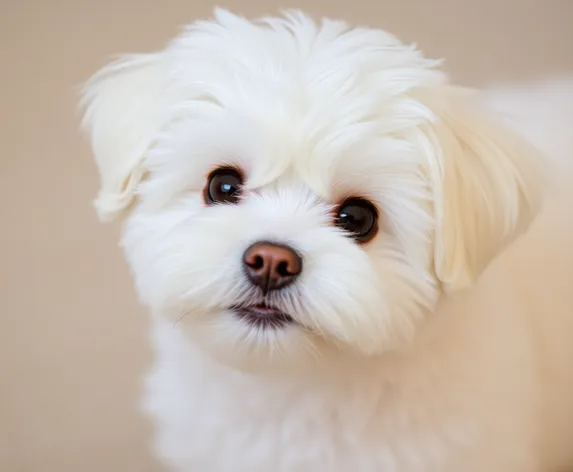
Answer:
xmin=1 ymin=1 xmax=571 ymax=471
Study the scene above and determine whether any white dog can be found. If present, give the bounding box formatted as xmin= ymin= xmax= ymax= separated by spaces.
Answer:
xmin=81 ymin=9 xmax=573 ymax=472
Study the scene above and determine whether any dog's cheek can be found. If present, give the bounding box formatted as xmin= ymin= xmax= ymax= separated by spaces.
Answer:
xmin=286 ymin=231 xmax=385 ymax=352
xmin=120 ymin=203 xmax=247 ymax=315
xmin=296 ymin=231 xmax=439 ymax=354
xmin=363 ymin=237 xmax=439 ymax=350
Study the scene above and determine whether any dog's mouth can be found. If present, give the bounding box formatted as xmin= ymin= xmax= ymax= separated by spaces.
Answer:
xmin=231 ymin=302 xmax=295 ymax=329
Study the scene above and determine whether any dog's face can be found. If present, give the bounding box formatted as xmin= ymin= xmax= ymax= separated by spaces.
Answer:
xmin=82 ymin=10 xmax=540 ymax=370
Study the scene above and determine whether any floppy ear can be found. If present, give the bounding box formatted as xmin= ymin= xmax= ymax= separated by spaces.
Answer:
xmin=80 ymin=53 xmax=167 ymax=222
xmin=415 ymin=86 xmax=543 ymax=292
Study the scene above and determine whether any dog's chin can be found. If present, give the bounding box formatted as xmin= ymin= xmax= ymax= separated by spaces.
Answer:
xmin=176 ymin=306 xmax=340 ymax=375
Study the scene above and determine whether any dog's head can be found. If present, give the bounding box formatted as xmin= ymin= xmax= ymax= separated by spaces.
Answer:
xmin=81 ymin=10 xmax=540 ymax=370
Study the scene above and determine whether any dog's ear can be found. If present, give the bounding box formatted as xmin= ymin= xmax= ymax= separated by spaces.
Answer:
xmin=414 ymin=86 xmax=543 ymax=292
xmin=80 ymin=54 xmax=167 ymax=222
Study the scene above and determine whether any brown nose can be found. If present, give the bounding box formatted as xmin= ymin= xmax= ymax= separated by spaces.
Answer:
xmin=243 ymin=242 xmax=302 ymax=293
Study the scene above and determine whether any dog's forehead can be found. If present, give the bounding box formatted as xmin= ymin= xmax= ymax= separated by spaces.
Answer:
xmin=205 ymin=84 xmax=427 ymax=202
xmin=162 ymin=14 xmax=445 ymax=200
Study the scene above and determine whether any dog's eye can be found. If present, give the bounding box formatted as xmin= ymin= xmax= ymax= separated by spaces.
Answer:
xmin=335 ymin=198 xmax=378 ymax=243
xmin=205 ymin=167 xmax=244 ymax=205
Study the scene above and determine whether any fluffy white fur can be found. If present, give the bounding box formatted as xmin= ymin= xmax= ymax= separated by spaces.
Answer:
xmin=81 ymin=9 xmax=573 ymax=472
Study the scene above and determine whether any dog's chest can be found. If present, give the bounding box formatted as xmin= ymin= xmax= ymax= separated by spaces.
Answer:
xmin=142 ymin=326 xmax=478 ymax=472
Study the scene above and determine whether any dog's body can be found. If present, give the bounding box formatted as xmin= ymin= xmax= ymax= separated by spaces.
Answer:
xmin=81 ymin=10 xmax=573 ymax=471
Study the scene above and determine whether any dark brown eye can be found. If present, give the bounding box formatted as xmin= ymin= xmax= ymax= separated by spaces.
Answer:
xmin=335 ymin=198 xmax=378 ymax=243
xmin=205 ymin=167 xmax=244 ymax=205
